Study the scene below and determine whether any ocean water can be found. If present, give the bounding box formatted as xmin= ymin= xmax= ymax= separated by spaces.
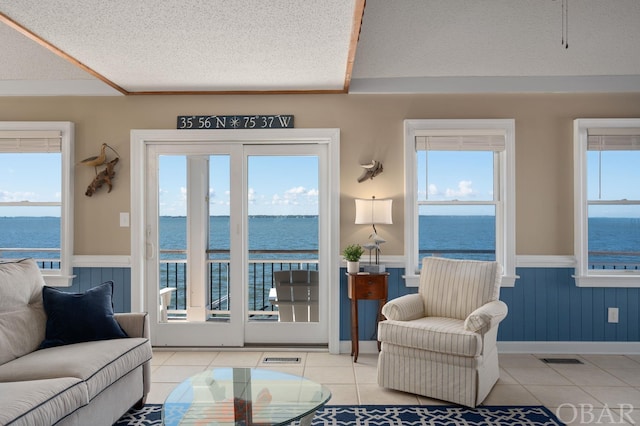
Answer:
xmin=2 ymin=215 xmax=637 ymax=310
xmin=1 ymin=215 xmax=638 ymax=266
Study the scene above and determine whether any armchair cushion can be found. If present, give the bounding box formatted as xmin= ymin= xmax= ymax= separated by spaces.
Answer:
xmin=464 ymin=300 xmax=509 ymax=333
xmin=378 ymin=317 xmax=482 ymax=357
xmin=381 ymin=293 xmax=425 ymax=321
xmin=420 ymin=257 xmax=501 ymax=320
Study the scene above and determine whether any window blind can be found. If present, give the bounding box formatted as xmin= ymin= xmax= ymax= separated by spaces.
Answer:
xmin=416 ymin=130 xmax=506 ymax=151
xmin=587 ymin=128 xmax=640 ymax=151
xmin=0 ymin=130 xmax=62 ymax=153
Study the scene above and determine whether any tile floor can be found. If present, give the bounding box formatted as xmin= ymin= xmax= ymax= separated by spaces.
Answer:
xmin=149 ymin=350 xmax=640 ymax=425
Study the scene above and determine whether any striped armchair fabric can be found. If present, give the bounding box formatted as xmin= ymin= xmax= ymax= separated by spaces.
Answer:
xmin=377 ymin=257 xmax=508 ymax=407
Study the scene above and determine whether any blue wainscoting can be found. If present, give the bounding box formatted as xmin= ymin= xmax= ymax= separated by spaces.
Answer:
xmin=69 ymin=267 xmax=131 ymax=313
xmin=70 ymin=265 xmax=640 ymax=342
xmin=339 ymin=267 xmax=640 ymax=343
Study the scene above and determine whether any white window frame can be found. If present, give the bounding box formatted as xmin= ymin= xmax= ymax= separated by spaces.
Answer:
xmin=573 ymin=118 xmax=640 ymax=287
xmin=404 ymin=119 xmax=517 ymax=287
xmin=0 ymin=121 xmax=74 ymax=286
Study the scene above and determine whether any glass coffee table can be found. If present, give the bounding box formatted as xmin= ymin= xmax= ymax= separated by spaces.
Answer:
xmin=163 ymin=367 xmax=331 ymax=425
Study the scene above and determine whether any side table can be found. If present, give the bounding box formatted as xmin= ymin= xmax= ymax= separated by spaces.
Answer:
xmin=347 ymin=272 xmax=388 ymax=362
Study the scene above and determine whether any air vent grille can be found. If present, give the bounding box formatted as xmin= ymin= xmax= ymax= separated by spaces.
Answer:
xmin=263 ymin=357 xmax=301 ymax=364
xmin=541 ymin=358 xmax=583 ymax=364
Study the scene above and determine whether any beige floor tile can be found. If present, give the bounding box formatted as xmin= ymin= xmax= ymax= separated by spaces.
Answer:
xmin=357 ymin=384 xmax=420 ymax=405
xmin=305 ymin=352 xmax=353 ymax=367
xmin=504 ymin=367 xmax=573 ymax=385
xmin=582 ymin=355 xmax=640 ymax=370
xmin=498 ymin=354 xmax=548 ymax=368
xmin=552 ymin=365 xmax=627 ymax=386
xmin=151 ymin=365 xmax=207 ymax=383
xmin=146 ymin=382 xmax=178 ymax=404
xmin=416 ymin=395 xmax=450 ymax=405
xmin=323 ymin=384 xmax=359 ymax=405
xmin=353 ymin=363 xmax=378 ymax=384
xmin=163 ymin=351 xmax=219 ymax=366
xmin=257 ymin=365 xmax=305 ymax=377
xmin=147 ymin=350 xmax=640 ymax=416
xmin=526 ymin=385 xmax=603 ymax=408
xmin=211 ymin=351 xmax=263 ymax=367
xmin=482 ymin=384 xmax=541 ymax=406
xmin=622 ymin=355 xmax=640 ymax=365
xmin=608 ymin=368 xmax=640 ymax=386
xmin=150 ymin=350 xmax=175 ymax=365
xmin=618 ymin=408 xmax=640 ymax=425
xmin=582 ymin=386 xmax=640 ymax=407
xmin=304 ymin=366 xmax=355 ymax=384
xmin=496 ymin=368 xmax=517 ymax=385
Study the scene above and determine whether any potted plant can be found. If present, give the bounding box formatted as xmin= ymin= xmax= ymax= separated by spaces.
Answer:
xmin=343 ymin=244 xmax=364 ymax=274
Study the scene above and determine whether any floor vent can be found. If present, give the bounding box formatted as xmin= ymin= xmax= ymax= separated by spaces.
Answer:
xmin=263 ymin=357 xmax=301 ymax=364
xmin=541 ymin=358 xmax=583 ymax=364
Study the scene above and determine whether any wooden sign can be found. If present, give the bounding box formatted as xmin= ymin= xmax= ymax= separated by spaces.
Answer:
xmin=177 ymin=115 xmax=294 ymax=129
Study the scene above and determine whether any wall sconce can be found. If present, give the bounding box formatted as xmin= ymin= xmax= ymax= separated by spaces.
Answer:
xmin=355 ymin=196 xmax=392 ymax=273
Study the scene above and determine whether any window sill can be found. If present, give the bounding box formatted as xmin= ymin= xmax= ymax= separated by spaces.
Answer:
xmin=574 ymin=274 xmax=640 ymax=288
xmin=42 ymin=273 xmax=75 ymax=287
xmin=403 ymin=274 xmax=517 ymax=288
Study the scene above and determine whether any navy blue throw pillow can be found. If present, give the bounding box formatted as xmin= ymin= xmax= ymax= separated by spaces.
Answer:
xmin=39 ymin=281 xmax=128 ymax=349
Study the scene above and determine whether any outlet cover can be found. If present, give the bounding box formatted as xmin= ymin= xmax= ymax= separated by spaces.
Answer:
xmin=608 ymin=307 xmax=619 ymax=323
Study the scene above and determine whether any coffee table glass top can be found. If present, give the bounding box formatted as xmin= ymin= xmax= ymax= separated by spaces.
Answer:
xmin=163 ymin=367 xmax=332 ymax=425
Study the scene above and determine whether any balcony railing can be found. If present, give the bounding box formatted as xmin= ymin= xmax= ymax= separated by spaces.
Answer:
xmin=159 ymin=249 xmax=319 ymax=319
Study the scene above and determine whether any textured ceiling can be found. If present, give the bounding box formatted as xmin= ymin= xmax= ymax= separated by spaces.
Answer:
xmin=1 ymin=0 xmax=639 ymax=96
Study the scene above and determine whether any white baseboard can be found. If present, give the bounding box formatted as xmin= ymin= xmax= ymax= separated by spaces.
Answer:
xmin=498 ymin=341 xmax=640 ymax=354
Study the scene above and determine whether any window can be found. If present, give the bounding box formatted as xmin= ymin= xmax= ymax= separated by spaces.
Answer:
xmin=573 ymin=118 xmax=640 ymax=287
xmin=0 ymin=122 xmax=74 ymax=286
xmin=404 ymin=119 xmax=516 ymax=287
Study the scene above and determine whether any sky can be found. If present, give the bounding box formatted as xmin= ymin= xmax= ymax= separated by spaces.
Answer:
xmin=1 ymin=150 xmax=639 ymax=217
xmin=159 ymin=154 xmax=320 ymax=216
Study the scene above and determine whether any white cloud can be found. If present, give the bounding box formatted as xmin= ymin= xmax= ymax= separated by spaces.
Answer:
xmin=428 ymin=184 xmax=439 ymax=195
xmin=285 ymin=186 xmax=306 ymax=195
xmin=445 ymin=180 xmax=474 ymax=198
xmin=0 ymin=190 xmax=37 ymax=202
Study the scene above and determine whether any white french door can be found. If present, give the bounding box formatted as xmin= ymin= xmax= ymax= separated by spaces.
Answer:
xmin=130 ymin=129 xmax=340 ymax=351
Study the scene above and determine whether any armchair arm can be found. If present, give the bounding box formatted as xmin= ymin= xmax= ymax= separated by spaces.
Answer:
xmin=115 ymin=312 xmax=150 ymax=339
xmin=382 ymin=294 xmax=425 ymax=321
xmin=464 ymin=300 xmax=508 ymax=333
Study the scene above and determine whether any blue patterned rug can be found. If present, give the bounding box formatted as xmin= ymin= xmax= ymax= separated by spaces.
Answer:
xmin=114 ymin=404 xmax=565 ymax=425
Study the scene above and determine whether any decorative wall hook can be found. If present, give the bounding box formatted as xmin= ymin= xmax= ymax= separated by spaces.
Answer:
xmin=357 ymin=160 xmax=383 ymax=183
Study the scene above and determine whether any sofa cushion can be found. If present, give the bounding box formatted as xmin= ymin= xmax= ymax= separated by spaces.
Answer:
xmin=378 ymin=316 xmax=482 ymax=357
xmin=0 ymin=337 xmax=152 ymax=401
xmin=0 ymin=377 xmax=88 ymax=426
xmin=40 ymin=281 xmax=127 ymax=349
xmin=0 ymin=258 xmax=47 ymax=365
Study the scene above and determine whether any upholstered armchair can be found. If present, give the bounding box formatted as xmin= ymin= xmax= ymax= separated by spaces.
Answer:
xmin=377 ymin=257 xmax=508 ymax=407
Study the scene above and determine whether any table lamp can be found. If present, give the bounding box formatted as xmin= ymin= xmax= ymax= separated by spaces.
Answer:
xmin=355 ymin=196 xmax=392 ymax=273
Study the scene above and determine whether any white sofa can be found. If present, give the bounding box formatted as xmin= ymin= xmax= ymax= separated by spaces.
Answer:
xmin=0 ymin=258 xmax=152 ymax=426
xmin=377 ymin=257 xmax=508 ymax=407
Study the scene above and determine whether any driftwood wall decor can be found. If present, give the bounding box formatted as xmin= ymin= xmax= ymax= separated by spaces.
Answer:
xmin=80 ymin=143 xmax=121 ymax=196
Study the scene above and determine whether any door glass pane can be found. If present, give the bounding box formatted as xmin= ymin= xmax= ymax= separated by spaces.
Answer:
xmin=418 ymin=205 xmax=496 ymax=264
xmin=247 ymin=155 xmax=319 ymax=323
xmin=158 ymin=155 xmax=187 ymax=321
xmin=208 ymin=155 xmax=231 ymax=321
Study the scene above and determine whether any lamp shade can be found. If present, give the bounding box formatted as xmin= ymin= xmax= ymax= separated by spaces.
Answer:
xmin=355 ymin=198 xmax=393 ymax=225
